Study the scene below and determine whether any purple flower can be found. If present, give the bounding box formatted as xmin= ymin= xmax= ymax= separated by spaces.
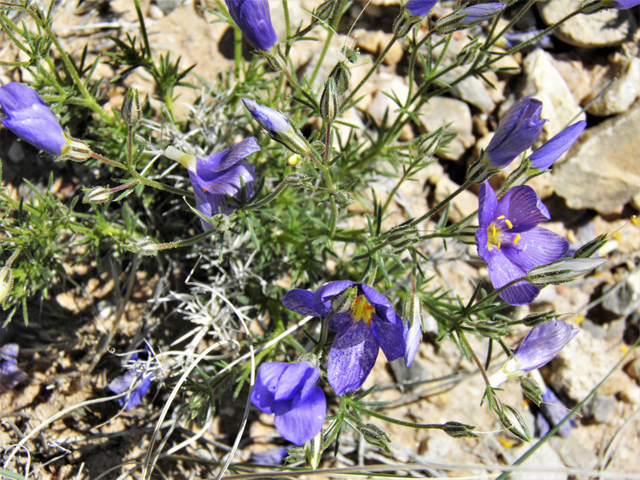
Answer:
xmin=250 ymin=446 xmax=288 ymax=465
xmin=0 ymin=343 xmax=27 ymax=394
xmin=250 ymin=361 xmax=326 ymax=446
xmin=499 ymin=28 xmax=553 ymax=50
xmin=165 ymin=138 xmax=259 ymax=230
xmin=612 ymin=0 xmax=640 ymax=8
xmin=489 ymin=319 xmax=578 ymax=387
xmin=283 ymin=281 xmax=406 ymax=396
xmin=108 ymin=351 xmax=154 ymax=410
xmin=476 ymin=182 xmax=569 ymax=305
xmin=0 ymin=82 xmax=68 ymax=156
xmin=484 ymin=96 xmax=546 ymax=169
xmin=528 ymin=121 xmax=586 ymax=171
xmin=404 ymin=0 xmax=438 ymax=18
xmin=538 ymin=387 xmax=576 ymax=437
xmin=404 ymin=317 xmax=422 ymax=368
xmin=242 ymin=99 xmax=309 ymax=155
xmin=225 ymin=0 xmax=278 ymax=52
xmin=458 ymin=3 xmax=506 ymax=28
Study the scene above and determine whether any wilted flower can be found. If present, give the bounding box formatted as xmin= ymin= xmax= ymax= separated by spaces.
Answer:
xmin=476 ymin=182 xmax=569 ymax=305
xmin=528 ymin=121 xmax=586 ymax=172
xmin=0 ymin=343 xmax=27 ymax=394
xmin=404 ymin=0 xmax=438 ymax=18
xmin=250 ymin=361 xmax=326 ymax=446
xmin=225 ymin=0 xmax=278 ymax=51
xmin=108 ymin=350 xmax=154 ymax=410
xmin=165 ymin=138 xmax=259 ymax=230
xmin=283 ymin=281 xmax=406 ymax=396
xmin=488 ymin=319 xmax=578 ymax=388
xmin=483 ymin=96 xmax=546 ymax=169
xmin=242 ymin=99 xmax=310 ymax=155
xmin=0 ymin=82 xmax=68 ymax=156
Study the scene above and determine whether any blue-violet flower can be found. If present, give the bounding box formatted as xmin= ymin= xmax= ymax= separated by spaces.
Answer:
xmin=488 ymin=319 xmax=578 ymax=387
xmin=483 ymin=96 xmax=546 ymax=169
xmin=538 ymin=387 xmax=576 ymax=437
xmin=528 ymin=121 xmax=586 ymax=172
xmin=283 ymin=281 xmax=406 ymax=396
xmin=165 ymin=138 xmax=259 ymax=230
xmin=476 ymin=182 xmax=569 ymax=305
xmin=250 ymin=446 xmax=288 ymax=465
xmin=0 ymin=82 xmax=68 ymax=156
xmin=108 ymin=351 xmax=154 ymax=410
xmin=250 ymin=361 xmax=326 ymax=446
xmin=225 ymin=0 xmax=278 ymax=51
xmin=612 ymin=0 xmax=640 ymax=8
xmin=0 ymin=343 xmax=27 ymax=394
xmin=457 ymin=3 xmax=506 ymax=28
xmin=404 ymin=0 xmax=438 ymax=18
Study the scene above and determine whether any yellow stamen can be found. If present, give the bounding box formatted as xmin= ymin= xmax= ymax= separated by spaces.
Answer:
xmin=491 ymin=225 xmax=497 ymax=237
xmin=505 ymin=219 xmax=513 ymax=229
xmin=497 ymin=215 xmax=505 ymax=220
xmin=350 ymin=295 xmax=375 ymax=326
xmin=513 ymin=234 xmax=521 ymax=245
xmin=496 ymin=242 xmax=501 ymax=250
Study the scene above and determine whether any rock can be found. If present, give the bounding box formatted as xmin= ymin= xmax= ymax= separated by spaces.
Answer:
xmin=390 ymin=357 xmax=429 ymax=392
xmin=509 ymin=442 xmax=567 ymax=480
xmin=582 ymin=394 xmax=616 ymax=424
xmin=580 ymin=319 xmax=605 ymax=340
xmin=418 ymin=97 xmax=474 ymax=160
xmin=430 ymin=166 xmax=478 ymax=223
xmin=586 ymin=54 xmax=640 ymax=117
xmin=154 ymin=0 xmax=181 ymax=15
xmin=550 ymin=436 xmax=598 ymax=471
xmin=367 ymin=73 xmax=413 ymax=140
xmin=626 ymin=357 xmax=640 ymax=382
xmin=441 ymin=67 xmax=496 ymax=113
xmin=552 ymin=101 xmax=640 ymax=214
xmin=619 ymin=385 xmax=640 ymax=405
xmin=520 ymin=49 xmax=586 ymax=139
xmin=353 ymin=29 xmax=404 ymax=66
xmin=604 ymin=317 xmax=626 ymax=342
xmin=538 ymin=0 xmax=636 ymax=49
xmin=549 ymin=53 xmax=607 ymax=104
xmin=603 ymin=268 xmax=640 ymax=317
xmin=547 ymin=332 xmax=616 ymax=402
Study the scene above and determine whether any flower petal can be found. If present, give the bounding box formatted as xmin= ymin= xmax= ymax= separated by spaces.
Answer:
xmin=274 ymin=383 xmax=326 ymax=445
xmin=495 ymin=185 xmax=550 ymax=232
xmin=502 ymin=227 xmax=569 ymax=271
xmin=328 ymin=321 xmax=378 ymax=396
xmin=196 ymin=137 xmax=260 ymax=173
xmin=486 ymin=250 xmax=541 ymax=305
xmin=313 ymin=280 xmax=356 ymax=316
xmin=403 ymin=315 xmax=423 ymax=367
xmin=528 ymin=121 xmax=585 ymax=171
xmin=478 ymin=182 xmax=498 ymax=229
xmin=514 ymin=318 xmax=578 ymax=370
xmin=328 ymin=312 xmax=352 ymax=333
xmin=273 ymin=362 xmax=318 ymax=402
xmin=370 ymin=314 xmax=405 ymax=362
xmin=251 ymin=362 xmax=289 ymax=414
xmin=282 ymin=289 xmax=320 ymax=317
xmin=361 ymin=284 xmax=395 ymax=323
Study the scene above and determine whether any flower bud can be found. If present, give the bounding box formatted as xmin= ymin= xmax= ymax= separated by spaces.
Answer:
xmin=320 ymin=78 xmax=339 ymax=123
xmin=520 ymin=377 xmax=543 ymax=406
xmin=331 ymin=285 xmax=358 ymax=314
xmin=83 ymin=186 xmax=112 ymax=204
xmin=59 ymin=135 xmax=93 ymax=162
xmin=467 ymin=156 xmax=494 ymax=184
xmin=526 ymin=258 xmax=607 ymax=286
xmin=456 ymin=38 xmax=482 ymax=66
xmin=392 ymin=9 xmax=417 ymax=38
xmin=521 ymin=311 xmax=557 ymax=327
xmin=417 ymin=127 xmax=447 ymax=159
xmin=285 ymin=172 xmax=315 ymax=190
xmin=499 ymin=404 xmax=532 ymax=442
xmin=121 ymin=87 xmax=141 ymax=127
xmin=0 ymin=266 xmax=14 ymax=304
xmin=436 ymin=3 xmax=506 ymax=35
xmin=443 ymin=421 xmax=478 ymax=438
xmin=332 ymin=190 xmax=354 ymax=209
xmin=476 ymin=320 xmax=508 ymax=340
xmin=402 ymin=293 xmax=423 ymax=329
xmin=361 ymin=423 xmax=391 ymax=453
xmin=313 ymin=0 xmax=337 ymax=24
xmin=329 ymin=61 xmax=351 ymax=96
xmin=573 ymin=234 xmax=608 ymax=259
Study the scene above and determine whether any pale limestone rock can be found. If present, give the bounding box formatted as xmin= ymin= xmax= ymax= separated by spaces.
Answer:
xmin=586 ymin=54 xmax=640 ymax=117
xmin=367 ymin=73 xmax=413 ymax=140
xmin=353 ymin=29 xmax=404 ymax=66
xmin=418 ymin=97 xmax=474 ymax=161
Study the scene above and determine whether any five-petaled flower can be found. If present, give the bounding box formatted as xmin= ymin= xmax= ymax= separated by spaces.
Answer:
xmin=483 ymin=96 xmax=546 ymax=169
xmin=476 ymin=182 xmax=569 ymax=305
xmin=283 ymin=281 xmax=406 ymax=396
xmin=225 ymin=0 xmax=278 ymax=52
xmin=488 ymin=318 xmax=578 ymax=388
xmin=528 ymin=121 xmax=586 ymax=172
xmin=404 ymin=0 xmax=438 ymax=18
xmin=165 ymin=138 xmax=259 ymax=231
xmin=0 ymin=82 xmax=68 ymax=156
xmin=250 ymin=361 xmax=326 ymax=446
xmin=108 ymin=351 xmax=154 ymax=410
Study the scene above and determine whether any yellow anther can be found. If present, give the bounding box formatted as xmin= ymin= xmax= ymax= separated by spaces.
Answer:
xmin=350 ymin=295 xmax=375 ymax=326
xmin=505 ymin=219 xmax=513 ymax=229
xmin=491 ymin=225 xmax=497 ymax=237
xmin=575 ymin=315 xmax=584 ymax=325
xmin=496 ymin=242 xmax=501 ymax=250
xmin=513 ymin=234 xmax=521 ymax=245
xmin=497 ymin=215 xmax=505 ymax=220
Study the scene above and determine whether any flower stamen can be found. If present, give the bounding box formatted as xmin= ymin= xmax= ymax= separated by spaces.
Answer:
xmin=350 ymin=295 xmax=375 ymax=326
xmin=505 ymin=219 xmax=513 ymax=229
xmin=514 ymin=234 xmax=521 ymax=245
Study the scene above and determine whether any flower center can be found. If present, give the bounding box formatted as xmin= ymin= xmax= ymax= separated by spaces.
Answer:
xmin=486 ymin=215 xmax=520 ymax=250
xmin=350 ymin=295 xmax=375 ymax=326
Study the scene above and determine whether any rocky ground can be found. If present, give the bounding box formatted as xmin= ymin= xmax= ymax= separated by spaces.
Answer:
xmin=1 ymin=0 xmax=640 ymax=479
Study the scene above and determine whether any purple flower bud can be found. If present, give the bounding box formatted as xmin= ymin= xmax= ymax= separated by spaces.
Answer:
xmin=484 ymin=96 xmax=547 ymax=169
xmin=108 ymin=350 xmax=154 ymax=410
xmin=250 ymin=361 xmax=326 ymax=445
xmin=225 ymin=0 xmax=278 ymax=52
xmin=489 ymin=319 xmax=578 ymax=387
xmin=0 ymin=82 xmax=68 ymax=156
xmin=612 ymin=0 xmax=640 ymax=8
xmin=404 ymin=0 xmax=438 ymax=18
xmin=458 ymin=3 xmax=506 ymax=28
xmin=528 ymin=121 xmax=586 ymax=171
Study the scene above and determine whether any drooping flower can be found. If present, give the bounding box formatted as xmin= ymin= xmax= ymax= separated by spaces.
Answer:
xmin=528 ymin=121 xmax=586 ymax=172
xmin=283 ymin=281 xmax=406 ymax=396
xmin=476 ymin=182 xmax=569 ymax=305
xmin=0 ymin=82 xmax=68 ymax=156
xmin=0 ymin=343 xmax=27 ymax=394
xmin=488 ymin=319 xmax=578 ymax=388
xmin=404 ymin=0 xmax=438 ymax=18
xmin=242 ymin=99 xmax=310 ymax=155
xmin=483 ymin=96 xmax=546 ymax=169
xmin=108 ymin=351 xmax=154 ymax=410
xmin=165 ymin=138 xmax=259 ymax=231
xmin=537 ymin=387 xmax=576 ymax=438
xmin=225 ymin=0 xmax=278 ymax=52
xmin=250 ymin=361 xmax=326 ymax=446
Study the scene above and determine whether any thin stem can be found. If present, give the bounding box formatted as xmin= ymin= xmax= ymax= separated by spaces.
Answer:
xmin=154 ymin=228 xmax=218 ymax=251
xmin=233 ymin=25 xmax=242 ymax=81
xmin=457 ymin=329 xmax=491 ymax=387
xmin=310 ymin=0 xmax=346 ymax=85
xmin=484 ymin=0 xmax=536 ymax=49
xmin=245 ymin=181 xmax=289 ymax=210
xmin=312 ymin=311 xmax=335 ymax=355
xmin=345 ymin=398 xmax=446 ymax=430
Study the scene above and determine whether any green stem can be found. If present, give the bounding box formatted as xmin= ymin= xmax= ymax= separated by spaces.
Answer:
xmin=234 ymin=25 xmax=242 ymax=81
xmin=154 ymin=228 xmax=218 ymax=251
xmin=345 ymin=398 xmax=446 ymax=430
xmin=484 ymin=0 xmax=536 ymax=49
xmin=245 ymin=181 xmax=289 ymax=210
xmin=457 ymin=329 xmax=491 ymax=387
xmin=312 ymin=311 xmax=335 ymax=355
xmin=310 ymin=0 xmax=346 ymax=85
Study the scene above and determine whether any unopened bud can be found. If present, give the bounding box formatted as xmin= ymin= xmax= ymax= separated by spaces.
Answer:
xmin=456 ymin=38 xmax=481 ymax=66
xmin=452 ymin=226 xmax=478 ymax=245
xmin=83 ymin=186 xmax=112 ymax=204
xmin=443 ymin=421 xmax=478 ymax=438
xmin=402 ymin=293 xmax=423 ymax=329
xmin=361 ymin=423 xmax=391 ymax=452
xmin=287 ymin=154 xmax=301 ymax=166
xmin=331 ymin=285 xmax=358 ymax=314
xmin=476 ymin=320 xmax=508 ymax=340
xmin=526 ymin=258 xmax=607 ymax=286
xmin=121 ymin=87 xmax=141 ymax=127
xmin=522 ymin=311 xmax=556 ymax=327
xmin=499 ymin=404 xmax=532 ymax=442
xmin=332 ymin=190 xmax=354 ymax=209
xmin=0 ymin=266 xmax=14 ymax=304
xmin=59 ymin=134 xmax=93 ymax=162
xmin=320 ymin=79 xmax=339 ymax=123
xmin=329 ymin=61 xmax=351 ymax=96
xmin=313 ymin=0 xmax=337 ymax=23
xmin=573 ymin=234 xmax=608 ymax=259
xmin=285 ymin=172 xmax=313 ymax=189
xmin=520 ymin=377 xmax=543 ymax=406
xmin=418 ymin=127 xmax=446 ymax=159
